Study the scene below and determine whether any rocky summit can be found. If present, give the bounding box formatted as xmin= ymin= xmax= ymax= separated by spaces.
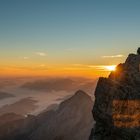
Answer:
xmin=90 ymin=49 xmax=140 ymax=140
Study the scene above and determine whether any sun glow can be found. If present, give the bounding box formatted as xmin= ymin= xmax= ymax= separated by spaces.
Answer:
xmin=105 ymin=65 xmax=116 ymax=71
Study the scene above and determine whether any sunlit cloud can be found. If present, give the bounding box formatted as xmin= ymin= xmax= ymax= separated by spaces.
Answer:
xmin=87 ymin=65 xmax=107 ymax=70
xmin=88 ymin=65 xmax=117 ymax=71
xmin=36 ymin=52 xmax=46 ymax=56
xmin=71 ymin=64 xmax=117 ymax=71
xmin=102 ymin=54 xmax=124 ymax=58
xmin=23 ymin=57 xmax=29 ymax=60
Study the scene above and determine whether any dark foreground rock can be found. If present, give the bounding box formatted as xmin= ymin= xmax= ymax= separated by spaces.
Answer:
xmin=90 ymin=50 xmax=140 ymax=140
xmin=0 ymin=90 xmax=94 ymax=140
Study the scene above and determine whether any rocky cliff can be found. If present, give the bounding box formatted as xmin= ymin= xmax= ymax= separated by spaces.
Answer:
xmin=90 ymin=50 xmax=140 ymax=140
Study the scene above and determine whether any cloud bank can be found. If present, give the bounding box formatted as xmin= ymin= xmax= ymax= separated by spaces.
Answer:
xmin=36 ymin=52 xmax=46 ymax=56
xmin=102 ymin=54 xmax=124 ymax=58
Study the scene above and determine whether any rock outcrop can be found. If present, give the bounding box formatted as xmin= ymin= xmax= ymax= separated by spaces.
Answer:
xmin=90 ymin=50 xmax=140 ymax=140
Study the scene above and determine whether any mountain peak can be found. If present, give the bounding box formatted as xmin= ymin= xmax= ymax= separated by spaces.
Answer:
xmin=125 ymin=53 xmax=140 ymax=71
xmin=75 ymin=90 xmax=88 ymax=97
xmin=108 ymin=49 xmax=140 ymax=86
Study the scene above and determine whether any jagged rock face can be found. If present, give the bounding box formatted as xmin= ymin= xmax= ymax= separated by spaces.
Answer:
xmin=90 ymin=53 xmax=140 ymax=140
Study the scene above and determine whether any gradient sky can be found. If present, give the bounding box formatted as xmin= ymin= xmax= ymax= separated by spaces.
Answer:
xmin=0 ymin=0 xmax=140 ymax=77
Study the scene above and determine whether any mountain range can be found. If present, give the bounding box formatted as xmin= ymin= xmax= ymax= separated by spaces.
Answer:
xmin=0 ymin=90 xmax=94 ymax=140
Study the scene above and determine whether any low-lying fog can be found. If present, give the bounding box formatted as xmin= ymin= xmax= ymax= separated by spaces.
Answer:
xmin=0 ymin=76 xmax=97 ymax=116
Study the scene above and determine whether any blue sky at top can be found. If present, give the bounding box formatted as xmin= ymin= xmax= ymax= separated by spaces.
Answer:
xmin=0 ymin=0 xmax=140 ymax=66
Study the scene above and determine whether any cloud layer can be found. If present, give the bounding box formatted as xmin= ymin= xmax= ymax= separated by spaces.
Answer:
xmin=35 ymin=52 xmax=46 ymax=56
xmin=102 ymin=54 xmax=124 ymax=58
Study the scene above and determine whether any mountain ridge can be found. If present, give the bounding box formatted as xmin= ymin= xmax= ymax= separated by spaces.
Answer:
xmin=0 ymin=90 xmax=94 ymax=140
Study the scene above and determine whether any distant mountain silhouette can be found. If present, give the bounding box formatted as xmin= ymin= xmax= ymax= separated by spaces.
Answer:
xmin=0 ymin=97 xmax=38 ymax=116
xmin=0 ymin=90 xmax=94 ymax=140
xmin=0 ymin=91 xmax=14 ymax=100
xmin=21 ymin=78 xmax=96 ymax=94
xmin=90 ymin=49 xmax=140 ymax=140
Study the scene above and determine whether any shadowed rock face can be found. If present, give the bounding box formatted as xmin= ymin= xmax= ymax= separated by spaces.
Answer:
xmin=90 ymin=52 xmax=140 ymax=140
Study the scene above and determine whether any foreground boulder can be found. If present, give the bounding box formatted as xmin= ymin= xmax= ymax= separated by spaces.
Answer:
xmin=90 ymin=50 xmax=140 ymax=140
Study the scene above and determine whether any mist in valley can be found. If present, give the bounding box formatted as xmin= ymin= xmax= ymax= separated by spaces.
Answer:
xmin=0 ymin=76 xmax=97 ymax=117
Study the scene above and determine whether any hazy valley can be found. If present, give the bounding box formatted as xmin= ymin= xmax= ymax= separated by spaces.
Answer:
xmin=0 ymin=77 xmax=97 ymax=116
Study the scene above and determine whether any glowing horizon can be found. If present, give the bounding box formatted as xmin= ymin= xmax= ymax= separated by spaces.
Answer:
xmin=105 ymin=65 xmax=116 ymax=72
xmin=0 ymin=64 xmax=117 ymax=78
xmin=0 ymin=0 xmax=140 ymax=78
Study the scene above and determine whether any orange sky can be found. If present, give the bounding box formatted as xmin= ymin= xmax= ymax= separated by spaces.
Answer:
xmin=0 ymin=1 xmax=139 ymax=79
xmin=0 ymin=64 xmax=114 ymax=78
